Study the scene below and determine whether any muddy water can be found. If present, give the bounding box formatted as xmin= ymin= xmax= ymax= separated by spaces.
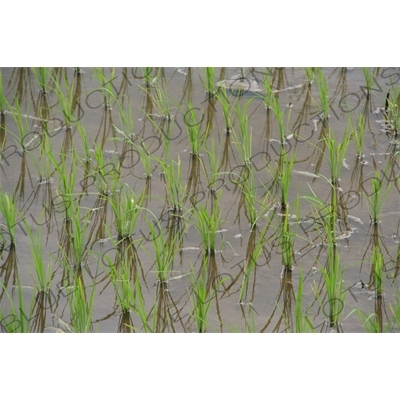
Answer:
xmin=1 ymin=67 xmax=400 ymax=332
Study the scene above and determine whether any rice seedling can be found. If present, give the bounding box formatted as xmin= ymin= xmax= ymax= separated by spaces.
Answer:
xmin=201 ymin=136 xmax=220 ymax=192
xmin=66 ymin=206 xmax=91 ymax=269
xmin=0 ymin=191 xmax=17 ymax=246
xmin=93 ymin=67 xmax=116 ymax=110
xmin=362 ymin=67 xmax=376 ymax=97
xmin=351 ymin=112 xmax=366 ymax=160
xmin=183 ymin=101 xmax=203 ymax=157
xmin=232 ymin=98 xmax=254 ymax=165
xmin=250 ymin=67 xmax=275 ymax=109
xmin=88 ymin=142 xmax=121 ymax=196
xmin=364 ymin=170 xmax=392 ymax=225
xmin=349 ymin=309 xmax=381 ymax=333
xmin=324 ymin=127 xmax=351 ymax=187
xmin=142 ymin=67 xmax=154 ymax=88
xmin=270 ymin=93 xmax=291 ymax=145
xmin=141 ymin=208 xmax=180 ymax=284
xmin=279 ymin=152 xmax=296 ymax=211
xmin=27 ymin=132 xmax=54 ymax=184
xmin=372 ymin=244 xmax=384 ymax=297
xmin=241 ymin=177 xmax=260 ymax=231
xmin=238 ymin=227 xmax=265 ymax=304
xmin=294 ymin=268 xmax=315 ymax=332
xmin=66 ymin=276 xmax=95 ymax=333
xmin=109 ymin=184 xmax=143 ymax=241
xmin=215 ymin=86 xmax=233 ymax=134
xmin=5 ymin=97 xmax=31 ymax=150
xmin=113 ymin=97 xmax=136 ymax=142
xmin=47 ymin=148 xmax=78 ymax=221
xmin=148 ymin=83 xmax=176 ymax=120
xmin=188 ymin=262 xmax=214 ymax=333
xmin=158 ymin=155 xmax=187 ymax=212
xmin=314 ymin=207 xmax=347 ymax=330
xmin=23 ymin=219 xmax=52 ymax=293
xmin=202 ymin=67 xmax=216 ymax=96
xmin=109 ymin=254 xmax=136 ymax=314
xmin=129 ymin=274 xmax=163 ymax=333
xmin=279 ymin=214 xmax=296 ymax=273
xmin=303 ymin=67 xmax=315 ymax=85
xmin=75 ymin=121 xmax=92 ymax=164
xmin=313 ymin=68 xmax=330 ymax=121
xmin=236 ymin=170 xmax=272 ymax=232
xmin=384 ymin=84 xmax=400 ymax=136
xmin=0 ymin=280 xmax=35 ymax=333
xmin=50 ymin=70 xmax=77 ymax=129
xmin=192 ymin=193 xmax=224 ymax=255
xmin=32 ymin=67 xmax=48 ymax=94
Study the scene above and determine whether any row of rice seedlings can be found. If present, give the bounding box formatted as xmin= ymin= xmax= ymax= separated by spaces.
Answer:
xmin=0 ymin=191 xmax=17 ymax=246
xmin=192 ymin=193 xmax=224 ymax=255
xmin=109 ymin=184 xmax=143 ymax=241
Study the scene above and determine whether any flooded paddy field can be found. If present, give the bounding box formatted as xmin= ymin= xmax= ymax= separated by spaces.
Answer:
xmin=1 ymin=67 xmax=400 ymax=333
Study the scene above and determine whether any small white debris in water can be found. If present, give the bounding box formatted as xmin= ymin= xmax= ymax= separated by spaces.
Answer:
xmin=234 ymin=233 xmax=242 ymax=238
